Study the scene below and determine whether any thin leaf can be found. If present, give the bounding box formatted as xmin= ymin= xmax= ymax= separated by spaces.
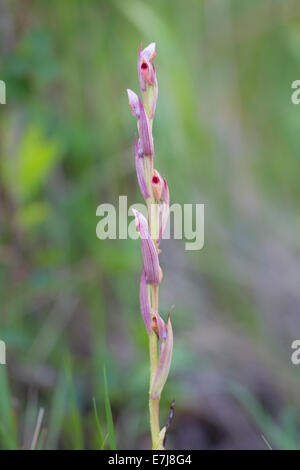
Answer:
xmin=64 ymin=353 xmax=84 ymax=450
xmin=0 ymin=422 xmax=18 ymax=450
xmin=261 ymin=434 xmax=272 ymax=450
xmin=103 ymin=366 xmax=117 ymax=450
xmin=92 ymin=397 xmax=103 ymax=449
xmin=101 ymin=433 xmax=109 ymax=450
xmin=0 ymin=367 xmax=18 ymax=449
xmin=31 ymin=408 xmax=45 ymax=450
xmin=46 ymin=370 xmax=68 ymax=449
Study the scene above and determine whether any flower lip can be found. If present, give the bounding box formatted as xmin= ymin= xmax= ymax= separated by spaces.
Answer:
xmin=141 ymin=61 xmax=153 ymax=85
xmin=151 ymin=169 xmax=163 ymax=202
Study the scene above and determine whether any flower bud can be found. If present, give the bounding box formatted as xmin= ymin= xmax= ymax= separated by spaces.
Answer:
xmin=138 ymin=42 xmax=156 ymax=90
xmin=150 ymin=309 xmax=173 ymax=399
xmin=152 ymin=311 xmax=167 ymax=341
xmin=127 ymin=88 xmax=140 ymax=118
xmin=127 ymin=89 xmax=153 ymax=156
xmin=132 ymin=209 xmax=161 ymax=285
xmin=138 ymin=42 xmax=158 ymax=120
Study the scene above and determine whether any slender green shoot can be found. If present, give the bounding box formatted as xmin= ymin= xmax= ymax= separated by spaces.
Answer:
xmin=103 ymin=366 xmax=117 ymax=450
xmin=92 ymin=397 xmax=103 ymax=449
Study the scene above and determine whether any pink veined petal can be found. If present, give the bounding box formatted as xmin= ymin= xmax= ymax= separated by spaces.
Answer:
xmin=136 ymin=136 xmax=144 ymax=157
xmin=127 ymin=91 xmax=153 ymax=157
xmin=138 ymin=97 xmax=153 ymax=156
xmin=161 ymin=177 xmax=170 ymax=205
xmin=138 ymin=42 xmax=158 ymax=97
xmin=132 ymin=208 xmax=151 ymax=240
xmin=137 ymin=42 xmax=146 ymax=92
xmin=154 ymin=311 xmax=167 ymax=351
xmin=157 ymin=177 xmax=170 ymax=244
xmin=135 ymin=135 xmax=150 ymax=199
xmin=138 ymin=43 xmax=156 ymax=90
xmin=150 ymin=65 xmax=158 ymax=120
xmin=127 ymin=89 xmax=140 ymax=118
xmin=150 ymin=311 xmax=173 ymax=399
xmin=156 ymin=312 xmax=167 ymax=341
xmin=139 ymin=268 xmax=152 ymax=334
xmin=157 ymin=203 xmax=170 ymax=245
xmin=142 ymin=42 xmax=156 ymax=62
xmin=132 ymin=209 xmax=160 ymax=285
xmin=141 ymin=234 xmax=160 ymax=285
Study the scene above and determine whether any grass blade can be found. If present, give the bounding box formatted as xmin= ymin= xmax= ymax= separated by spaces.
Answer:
xmin=46 ymin=370 xmax=68 ymax=449
xmin=103 ymin=366 xmax=116 ymax=450
xmin=92 ymin=397 xmax=103 ymax=449
xmin=262 ymin=434 xmax=272 ymax=450
xmin=31 ymin=408 xmax=45 ymax=450
xmin=0 ymin=367 xmax=18 ymax=449
xmin=64 ymin=353 xmax=84 ymax=450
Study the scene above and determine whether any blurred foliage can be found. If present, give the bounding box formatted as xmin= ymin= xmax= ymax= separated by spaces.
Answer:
xmin=0 ymin=0 xmax=300 ymax=449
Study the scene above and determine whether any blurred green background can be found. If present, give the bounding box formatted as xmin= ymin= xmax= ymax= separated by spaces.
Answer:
xmin=1 ymin=0 xmax=300 ymax=450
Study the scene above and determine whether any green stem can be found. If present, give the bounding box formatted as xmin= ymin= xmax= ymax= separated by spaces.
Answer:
xmin=149 ymin=395 xmax=160 ymax=448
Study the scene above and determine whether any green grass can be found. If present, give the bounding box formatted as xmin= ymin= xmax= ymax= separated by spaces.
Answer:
xmin=103 ymin=367 xmax=117 ymax=450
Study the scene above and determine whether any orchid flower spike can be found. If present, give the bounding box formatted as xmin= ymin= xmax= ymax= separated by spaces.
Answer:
xmin=127 ymin=41 xmax=174 ymax=450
